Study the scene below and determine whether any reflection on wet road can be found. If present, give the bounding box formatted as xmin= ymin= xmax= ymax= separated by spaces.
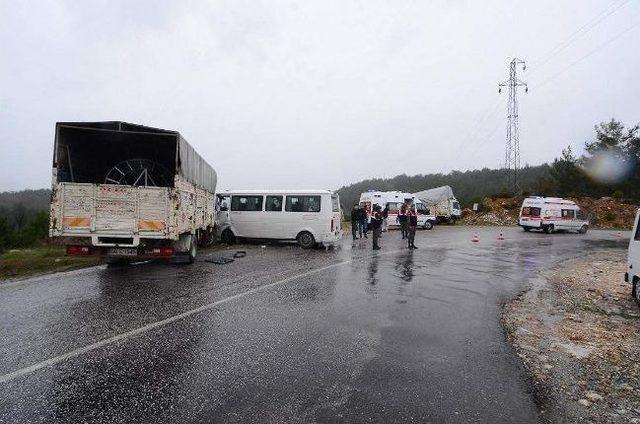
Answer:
xmin=0 ymin=227 xmax=629 ymax=423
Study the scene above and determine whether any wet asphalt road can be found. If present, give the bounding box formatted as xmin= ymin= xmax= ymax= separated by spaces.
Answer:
xmin=0 ymin=226 xmax=629 ymax=423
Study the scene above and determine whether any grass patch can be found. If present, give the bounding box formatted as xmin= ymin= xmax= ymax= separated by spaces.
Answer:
xmin=0 ymin=247 xmax=101 ymax=281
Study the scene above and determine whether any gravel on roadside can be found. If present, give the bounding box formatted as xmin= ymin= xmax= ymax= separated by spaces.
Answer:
xmin=503 ymin=252 xmax=640 ymax=423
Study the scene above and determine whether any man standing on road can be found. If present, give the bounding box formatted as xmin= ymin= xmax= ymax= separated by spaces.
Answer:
xmin=371 ymin=205 xmax=383 ymax=250
xmin=359 ymin=205 xmax=368 ymax=239
xmin=407 ymin=201 xmax=418 ymax=249
xmin=399 ymin=202 xmax=408 ymax=239
xmin=382 ymin=205 xmax=389 ymax=233
xmin=351 ymin=204 xmax=360 ymax=240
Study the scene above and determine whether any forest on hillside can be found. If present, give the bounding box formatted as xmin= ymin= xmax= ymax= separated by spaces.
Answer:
xmin=337 ymin=119 xmax=640 ymax=211
xmin=0 ymin=118 xmax=638 ymax=251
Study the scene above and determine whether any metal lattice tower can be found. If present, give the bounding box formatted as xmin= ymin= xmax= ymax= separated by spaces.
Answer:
xmin=498 ymin=58 xmax=528 ymax=192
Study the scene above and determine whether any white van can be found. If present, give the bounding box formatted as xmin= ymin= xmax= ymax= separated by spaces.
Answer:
xmin=519 ymin=196 xmax=589 ymax=234
xmin=358 ymin=191 xmax=436 ymax=230
xmin=216 ymin=190 xmax=342 ymax=248
xmin=626 ymin=209 xmax=640 ymax=302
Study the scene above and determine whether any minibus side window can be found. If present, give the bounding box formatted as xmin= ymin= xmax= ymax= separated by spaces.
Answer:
xmin=265 ymin=196 xmax=283 ymax=212
xmin=286 ymin=196 xmax=321 ymax=212
xmin=231 ymin=196 xmax=263 ymax=211
xmin=331 ymin=195 xmax=340 ymax=212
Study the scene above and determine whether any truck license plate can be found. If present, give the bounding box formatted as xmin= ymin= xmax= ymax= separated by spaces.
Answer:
xmin=108 ymin=248 xmax=138 ymax=257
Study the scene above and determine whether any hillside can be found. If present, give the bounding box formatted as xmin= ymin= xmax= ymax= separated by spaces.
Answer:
xmin=461 ymin=196 xmax=638 ymax=229
xmin=336 ymin=164 xmax=552 ymax=209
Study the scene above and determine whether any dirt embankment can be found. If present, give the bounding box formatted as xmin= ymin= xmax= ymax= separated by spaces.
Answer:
xmin=503 ymin=252 xmax=640 ymax=423
xmin=460 ymin=196 xmax=638 ymax=229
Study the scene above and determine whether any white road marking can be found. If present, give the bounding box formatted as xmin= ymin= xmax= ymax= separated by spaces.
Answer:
xmin=0 ymin=248 xmax=409 ymax=384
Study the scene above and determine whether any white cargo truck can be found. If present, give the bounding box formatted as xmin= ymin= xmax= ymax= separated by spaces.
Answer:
xmin=413 ymin=186 xmax=461 ymax=224
xmin=49 ymin=121 xmax=217 ymax=264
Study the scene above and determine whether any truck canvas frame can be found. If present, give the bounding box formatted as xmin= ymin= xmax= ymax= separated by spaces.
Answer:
xmin=49 ymin=121 xmax=217 ymax=263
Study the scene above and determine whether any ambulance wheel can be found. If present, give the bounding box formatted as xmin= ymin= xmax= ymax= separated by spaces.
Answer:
xmin=633 ymin=278 xmax=640 ymax=303
xmin=523 ymin=227 xmax=531 ymax=232
xmin=423 ymin=221 xmax=434 ymax=230
xmin=544 ymin=224 xmax=554 ymax=234
xmin=297 ymin=231 xmax=315 ymax=249
xmin=578 ymin=225 xmax=588 ymax=234
xmin=221 ymin=229 xmax=236 ymax=244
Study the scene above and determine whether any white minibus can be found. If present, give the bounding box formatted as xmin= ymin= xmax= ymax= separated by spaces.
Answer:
xmin=519 ymin=196 xmax=589 ymax=234
xmin=216 ymin=190 xmax=342 ymax=248
xmin=626 ymin=209 xmax=640 ymax=303
xmin=358 ymin=191 xmax=436 ymax=230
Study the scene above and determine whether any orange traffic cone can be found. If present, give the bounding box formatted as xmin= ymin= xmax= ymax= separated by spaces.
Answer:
xmin=497 ymin=232 xmax=504 ymax=240
xmin=472 ymin=232 xmax=479 ymax=242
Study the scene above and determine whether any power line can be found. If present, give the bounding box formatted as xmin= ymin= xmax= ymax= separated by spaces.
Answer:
xmin=530 ymin=0 xmax=631 ymax=73
xmin=535 ymin=19 xmax=640 ymax=89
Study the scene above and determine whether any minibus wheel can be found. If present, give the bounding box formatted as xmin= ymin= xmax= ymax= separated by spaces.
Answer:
xmin=544 ymin=224 xmax=554 ymax=234
xmin=221 ymin=229 xmax=236 ymax=244
xmin=297 ymin=231 xmax=315 ymax=249
xmin=578 ymin=225 xmax=588 ymax=234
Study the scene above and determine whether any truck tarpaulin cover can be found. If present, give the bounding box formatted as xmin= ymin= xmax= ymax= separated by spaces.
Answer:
xmin=53 ymin=121 xmax=216 ymax=192
xmin=413 ymin=186 xmax=455 ymax=205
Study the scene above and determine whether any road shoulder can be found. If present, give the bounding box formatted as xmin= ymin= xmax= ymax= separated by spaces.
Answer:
xmin=502 ymin=252 xmax=640 ymax=423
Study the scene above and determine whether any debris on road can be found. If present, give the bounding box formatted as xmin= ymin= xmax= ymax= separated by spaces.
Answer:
xmin=503 ymin=252 xmax=640 ymax=423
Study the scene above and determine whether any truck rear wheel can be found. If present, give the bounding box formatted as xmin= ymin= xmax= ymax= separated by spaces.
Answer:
xmin=187 ymin=235 xmax=197 ymax=264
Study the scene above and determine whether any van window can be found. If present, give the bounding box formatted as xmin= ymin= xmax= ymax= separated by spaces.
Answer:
xmin=217 ymin=195 xmax=230 ymax=212
xmin=386 ymin=202 xmax=400 ymax=212
xmin=331 ymin=195 xmax=340 ymax=212
xmin=231 ymin=196 xmax=263 ymax=211
xmin=576 ymin=209 xmax=587 ymax=220
xmin=521 ymin=207 xmax=541 ymax=217
xmin=265 ymin=196 xmax=283 ymax=212
xmin=452 ymin=202 xmax=460 ymax=210
xmin=561 ymin=209 xmax=575 ymax=219
xmin=417 ymin=204 xmax=430 ymax=215
xmin=286 ymin=195 xmax=321 ymax=212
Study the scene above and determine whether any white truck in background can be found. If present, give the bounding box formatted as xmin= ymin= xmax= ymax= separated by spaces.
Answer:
xmin=413 ymin=186 xmax=462 ymax=224
xmin=49 ymin=121 xmax=217 ymax=264
xmin=358 ymin=191 xmax=436 ymax=230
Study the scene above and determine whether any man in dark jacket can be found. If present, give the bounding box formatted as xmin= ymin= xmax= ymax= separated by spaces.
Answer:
xmin=407 ymin=202 xmax=418 ymax=249
xmin=371 ymin=205 xmax=383 ymax=250
xmin=351 ymin=204 xmax=360 ymax=240
xmin=359 ymin=205 xmax=368 ymax=239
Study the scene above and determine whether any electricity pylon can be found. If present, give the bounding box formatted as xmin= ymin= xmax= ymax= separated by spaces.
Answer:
xmin=498 ymin=58 xmax=528 ymax=193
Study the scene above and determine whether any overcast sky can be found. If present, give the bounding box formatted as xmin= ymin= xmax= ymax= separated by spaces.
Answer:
xmin=1 ymin=0 xmax=638 ymax=192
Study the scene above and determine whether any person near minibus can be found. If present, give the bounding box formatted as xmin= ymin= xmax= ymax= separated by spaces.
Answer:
xmin=382 ymin=205 xmax=389 ymax=232
xmin=359 ymin=206 xmax=368 ymax=239
xmin=407 ymin=202 xmax=418 ymax=249
xmin=351 ymin=204 xmax=360 ymax=240
xmin=398 ymin=202 xmax=408 ymax=239
xmin=371 ymin=205 xmax=383 ymax=250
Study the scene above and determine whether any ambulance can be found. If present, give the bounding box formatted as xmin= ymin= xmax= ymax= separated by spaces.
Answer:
xmin=518 ymin=196 xmax=589 ymax=234
xmin=358 ymin=191 xmax=436 ymax=230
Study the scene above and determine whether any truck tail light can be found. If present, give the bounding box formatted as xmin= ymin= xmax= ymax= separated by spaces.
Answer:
xmin=147 ymin=247 xmax=174 ymax=257
xmin=66 ymin=245 xmax=91 ymax=256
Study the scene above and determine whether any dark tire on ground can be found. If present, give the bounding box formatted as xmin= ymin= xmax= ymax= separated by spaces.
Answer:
xmin=423 ymin=221 xmax=434 ymax=230
xmin=633 ymin=278 xmax=639 ymax=303
xmin=578 ymin=225 xmax=588 ymax=234
xmin=523 ymin=226 xmax=531 ymax=232
xmin=544 ymin=224 xmax=554 ymax=234
xmin=221 ymin=228 xmax=236 ymax=245
xmin=297 ymin=231 xmax=315 ymax=249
